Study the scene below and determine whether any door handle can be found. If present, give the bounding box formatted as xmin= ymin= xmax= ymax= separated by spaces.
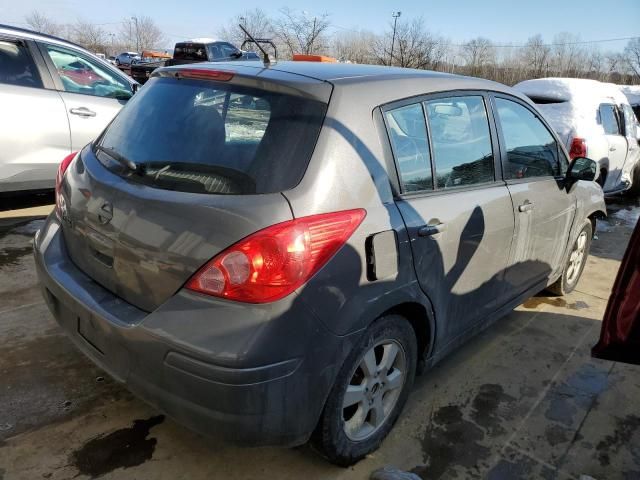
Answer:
xmin=69 ymin=107 xmax=96 ymax=117
xmin=609 ymin=146 xmax=616 ymax=152
xmin=418 ymin=223 xmax=447 ymax=237
xmin=518 ymin=201 xmax=535 ymax=213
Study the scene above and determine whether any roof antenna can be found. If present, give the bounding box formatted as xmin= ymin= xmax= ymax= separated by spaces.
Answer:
xmin=239 ymin=24 xmax=277 ymax=66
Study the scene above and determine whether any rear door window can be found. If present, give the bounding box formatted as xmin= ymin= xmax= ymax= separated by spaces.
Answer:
xmin=424 ymin=95 xmax=494 ymax=188
xmin=495 ymin=98 xmax=560 ymax=180
xmin=96 ymin=76 xmax=327 ymax=195
xmin=598 ymin=104 xmax=621 ymax=135
xmin=385 ymin=104 xmax=432 ymax=192
xmin=173 ymin=43 xmax=208 ymax=61
xmin=0 ymin=40 xmax=42 ymax=88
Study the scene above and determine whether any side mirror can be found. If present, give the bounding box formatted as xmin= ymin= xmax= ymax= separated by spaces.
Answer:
xmin=567 ymin=157 xmax=597 ymax=183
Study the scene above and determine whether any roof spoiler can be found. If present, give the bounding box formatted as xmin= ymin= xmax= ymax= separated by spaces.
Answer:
xmin=239 ymin=24 xmax=277 ymax=66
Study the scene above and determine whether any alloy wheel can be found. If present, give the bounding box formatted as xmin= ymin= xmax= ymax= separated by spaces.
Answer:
xmin=567 ymin=231 xmax=588 ymax=285
xmin=342 ymin=339 xmax=407 ymax=441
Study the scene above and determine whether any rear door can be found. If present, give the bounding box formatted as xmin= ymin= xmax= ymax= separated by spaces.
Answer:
xmin=0 ymin=36 xmax=70 ymax=191
xmin=492 ymin=94 xmax=575 ymax=294
xmin=598 ymin=103 xmax=628 ymax=191
xmin=38 ymin=42 xmax=134 ymax=151
xmin=384 ymin=92 xmax=515 ymax=342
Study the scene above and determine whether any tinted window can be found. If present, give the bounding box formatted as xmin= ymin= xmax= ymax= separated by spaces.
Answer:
xmin=173 ymin=43 xmax=208 ymax=61
xmin=44 ymin=44 xmax=132 ymax=99
xmin=621 ymin=104 xmax=637 ymax=137
xmin=385 ymin=104 xmax=432 ymax=192
xmin=425 ymin=96 xmax=494 ymax=188
xmin=0 ymin=40 xmax=42 ymax=88
xmin=97 ymin=77 xmax=327 ymax=195
xmin=599 ymin=104 xmax=621 ymax=135
xmin=495 ymin=98 xmax=559 ymax=179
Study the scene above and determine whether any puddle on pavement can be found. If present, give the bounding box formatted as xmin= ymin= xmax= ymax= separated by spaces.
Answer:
xmin=0 ymin=246 xmax=33 ymax=268
xmin=522 ymin=297 xmax=589 ymax=311
xmin=412 ymin=384 xmax=516 ymax=479
xmin=596 ymin=414 xmax=640 ymax=468
xmin=71 ymin=415 xmax=165 ymax=478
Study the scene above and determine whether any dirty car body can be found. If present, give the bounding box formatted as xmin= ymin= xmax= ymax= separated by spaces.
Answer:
xmin=34 ymin=61 xmax=606 ymax=464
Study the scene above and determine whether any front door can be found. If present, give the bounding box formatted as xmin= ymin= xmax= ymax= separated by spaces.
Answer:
xmin=492 ymin=95 xmax=576 ymax=294
xmin=384 ymin=93 xmax=515 ymax=345
xmin=38 ymin=42 xmax=133 ymax=151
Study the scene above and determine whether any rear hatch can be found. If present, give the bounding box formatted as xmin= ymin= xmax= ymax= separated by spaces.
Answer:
xmin=60 ymin=66 xmax=331 ymax=312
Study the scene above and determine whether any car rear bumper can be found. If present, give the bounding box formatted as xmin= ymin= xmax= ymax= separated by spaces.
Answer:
xmin=34 ymin=215 xmax=354 ymax=446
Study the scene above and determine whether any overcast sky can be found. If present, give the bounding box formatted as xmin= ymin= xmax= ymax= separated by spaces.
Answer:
xmin=2 ymin=0 xmax=638 ymax=51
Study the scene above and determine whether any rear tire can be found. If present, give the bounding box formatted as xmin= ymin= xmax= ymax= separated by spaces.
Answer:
xmin=313 ymin=315 xmax=417 ymax=466
xmin=547 ymin=221 xmax=592 ymax=296
xmin=625 ymin=163 xmax=640 ymax=197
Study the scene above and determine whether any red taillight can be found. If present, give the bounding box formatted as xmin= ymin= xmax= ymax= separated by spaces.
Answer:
xmin=55 ymin=151 xmax=77 ymax=219
xmin=186 ymin=209 xmax=367 ymax=303
xmin=569 ymin=137 xmax=587 ymax=160
xmin=174 ymin=68 xmax=234 ymax=81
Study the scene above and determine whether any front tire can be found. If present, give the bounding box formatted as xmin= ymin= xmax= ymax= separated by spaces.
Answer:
xmin=547 ymin=221 xmax=592 ymax=296
xmin=313 ymin=315 xmax=417 ymax=466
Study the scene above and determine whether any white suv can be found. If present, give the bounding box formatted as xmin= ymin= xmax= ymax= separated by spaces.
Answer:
xmin=0 ymin=25 xmax=137 ymax=192
xmin=515 ymin=78 xmax=640 ymax=195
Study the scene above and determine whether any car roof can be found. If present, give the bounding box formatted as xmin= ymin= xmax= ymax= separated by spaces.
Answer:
xmin=169 ymin=60 xmax=510 ymax=88
xmin=0 ymin=23 xmax=84 ymax=50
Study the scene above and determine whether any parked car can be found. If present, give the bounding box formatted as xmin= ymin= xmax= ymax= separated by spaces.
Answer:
xmin=115 ymin=51 xmax=140 ymax=66
xmin=130 ymin=39 xmax=260 ymax=84
xmin=514 ymin=78 xmax=640 ymax=196
xmin=592 ymin=215 xmax=640 ymax=365
xmin=35 ymin=61 xmax=605 ymax=466
xmin=0 ymin=24 xmax=138 ymax=192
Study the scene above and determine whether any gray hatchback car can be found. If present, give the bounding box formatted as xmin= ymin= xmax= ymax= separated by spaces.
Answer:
xmin=35 ymin=61 xmax=606 ymax=465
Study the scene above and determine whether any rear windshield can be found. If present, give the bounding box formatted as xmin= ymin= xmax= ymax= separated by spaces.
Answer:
xmin=96 ymin=76 xmax=327 ymax=194
xmin=172 ymin=43 xmax=208 ymax=61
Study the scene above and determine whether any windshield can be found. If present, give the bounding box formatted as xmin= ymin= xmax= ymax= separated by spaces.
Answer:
xmin=96 ymin=76 xmax=327 ymax=195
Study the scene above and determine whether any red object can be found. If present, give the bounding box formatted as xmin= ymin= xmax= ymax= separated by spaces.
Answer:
xmin=59 ymin=67 xmax=108 ymax=86
xmin=592 ymin=217 xmax=640 ymax=365
xmin=186 ymin=209 xmax=366 ymax=303
xmin=174 ymin=68 xmax=235 ymax=81
xmin=569 ymin=137 xmax=587 ymax=160
xmin=55 ymin=152 xmax=77 ymax=219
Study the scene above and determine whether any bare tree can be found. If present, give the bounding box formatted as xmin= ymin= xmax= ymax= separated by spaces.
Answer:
xmin=217 ymin=8 xmax=274 ymax=49
xmin=520 ymin=34 xmax=550 ymax=78
xmin=623 ymin=38 xmax=640 ymax=81
xmin=68 ymin=20 xmax=108 ymax=53
xmin=461 ymin=37 xmax=495 ymax=77
xmin=119 ymin=16 xmax=165 ymax=52
xmin=550 ymin=32 xmax=585 ymax=76
xmin=25 ymin=10 xmax=61 ymax=36
xmin=332 ymin=30 xmax=377 ymax=64
xmin=371 ymin=18 xmax=448 ymax=69
xmin=272 ymin=8 xmax=331 ymax=57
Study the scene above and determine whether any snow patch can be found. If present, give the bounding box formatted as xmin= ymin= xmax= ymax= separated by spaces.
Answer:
xmin=514 ymin=78 xmax=631 ymax=147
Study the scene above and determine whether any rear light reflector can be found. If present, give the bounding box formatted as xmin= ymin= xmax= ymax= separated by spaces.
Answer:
xmin=55 ymin=151 xmax=77 ymax=219
xmin=569 ymin=137 xmax=587 ymax=160
xmin=174 ymin=69 xmax=235 ymax=81
xmin=186 ymin=209 xmax=367 ymax=303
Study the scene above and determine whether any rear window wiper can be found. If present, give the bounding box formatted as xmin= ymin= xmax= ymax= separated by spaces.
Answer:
xmin=94 ymin=144 xmax=138 ymax=172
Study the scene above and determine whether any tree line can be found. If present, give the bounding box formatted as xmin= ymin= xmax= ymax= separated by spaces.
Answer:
xmin=24 ymin=8 xmax=640 ymax=85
